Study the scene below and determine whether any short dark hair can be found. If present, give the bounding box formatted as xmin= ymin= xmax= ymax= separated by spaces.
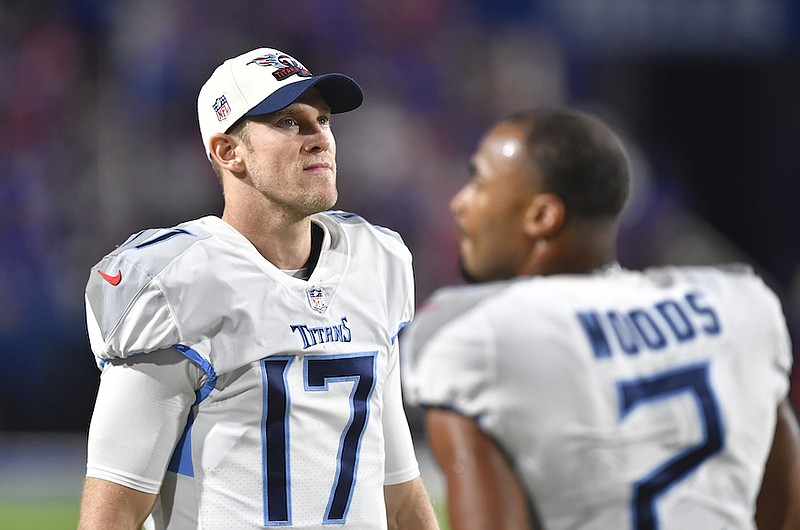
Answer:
xmin=506 ymin=109 xmax=630 ymax=219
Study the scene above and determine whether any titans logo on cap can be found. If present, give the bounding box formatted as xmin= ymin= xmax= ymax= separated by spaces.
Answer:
xmin=247 ymin=53 xmax=312 ymax=81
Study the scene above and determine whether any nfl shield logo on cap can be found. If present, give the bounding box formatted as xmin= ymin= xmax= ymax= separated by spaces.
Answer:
xmin=213 ymin=96 xmax=231 ymax=121
xmin=306 ymin=286 xmax=328 ymax=313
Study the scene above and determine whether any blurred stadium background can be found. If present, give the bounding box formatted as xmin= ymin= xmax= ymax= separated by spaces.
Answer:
xmin=1 ymin=0 xmax=799 ymax=527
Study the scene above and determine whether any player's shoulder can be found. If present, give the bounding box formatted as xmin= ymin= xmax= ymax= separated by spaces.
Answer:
xmin=318 ymin=209 xmax=405 ymax=242
xmin=642 ymin=262 xmax=773 ymax=294
xmin=90 ymin=217 xmax=217 ymax=275
xmin=529 ymin=262 xmax=768 ymax=295
xmin=414 ymin=274 xmax=586 ymax=329
xmin=86 ymin=217 xmax=223 ymax=305
xmin=317 ymin=210 xmax=410 ymax=257
xmin=423 ymin=280 xmax=516 ymax=317
xmin=404 ymin=280 xmax=516 ymax=352
xmin=643 ymin=262 xmax=755 ymax=280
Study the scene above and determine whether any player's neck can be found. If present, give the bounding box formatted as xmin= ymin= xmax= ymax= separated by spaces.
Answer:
xmin=523 ymin=221 xmax=619 ymax=277
xmin=221 ymin=207 xmax=314 ymax=271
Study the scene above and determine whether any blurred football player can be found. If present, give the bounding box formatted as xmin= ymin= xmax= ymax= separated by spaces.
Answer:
xmin=402 ymin=108 xmax=800 ymax=529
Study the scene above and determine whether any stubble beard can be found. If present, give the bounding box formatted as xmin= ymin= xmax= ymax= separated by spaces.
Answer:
xmin=251 ymin=160 xmax=339 ymax=219
xmin=298 ymin=187 xmax=338 ymax=217
xmin=293 ymin=168 xmax=339 ymax=216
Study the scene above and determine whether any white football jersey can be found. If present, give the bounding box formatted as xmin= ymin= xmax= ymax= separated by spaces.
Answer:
xmin=402 ymin=265 xmax=793 ymax=530
xmin=85 ymin=212 xmax=420 ymax=529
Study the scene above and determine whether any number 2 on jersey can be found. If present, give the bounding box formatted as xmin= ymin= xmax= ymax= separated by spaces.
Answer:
xmin=262 ymin=352 xmax=377 ymax=526
xmin=617 ymin=363 xmax=724 ymax=530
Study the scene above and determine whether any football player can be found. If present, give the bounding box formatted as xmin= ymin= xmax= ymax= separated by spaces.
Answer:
xmin=402 ymin=108 xmax=800 ymax=529
xmin=78 ymin=47 xmax=438 ymax=530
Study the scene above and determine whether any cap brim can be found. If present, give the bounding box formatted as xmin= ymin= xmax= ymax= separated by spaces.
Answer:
xmin=244 ymin=73 xmax=363 ymax=118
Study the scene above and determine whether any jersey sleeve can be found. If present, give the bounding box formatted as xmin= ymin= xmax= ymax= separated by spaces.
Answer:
xmin=85 ymin=225 xmax=210 ymax=366
xmin=402 ymin=284 xmax=511 ymax=424
xmin=407 ymin=313 xmax=496 ymax=421
xmin=85 ymin=348 xmax=203 ymax=493
xmin=759 ymin=273 xmax=794 ymax=396
xmin=403 ymin=293 xmax=510 ymax=432
xmin=85 ymin=271 xmax=178 ymax=366
xmin=382 ymin=338 xmax=421 ymax=485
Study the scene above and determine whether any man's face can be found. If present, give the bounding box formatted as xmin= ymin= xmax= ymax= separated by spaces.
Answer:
xmin=240 ymin=88 xmax=338 ymax=219
xmin=450 ymin=122 xmax=538 ymax=283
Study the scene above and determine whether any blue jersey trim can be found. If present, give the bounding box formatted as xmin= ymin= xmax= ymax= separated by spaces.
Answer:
xmin=166 ymin=344 xmax=218 ymax=477
xmin=173 ymin=343 xmax=217 ymax=404
xmin=391 ymin=320 xmax=410 ymax=345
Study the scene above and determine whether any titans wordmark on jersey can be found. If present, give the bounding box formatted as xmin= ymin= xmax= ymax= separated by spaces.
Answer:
xmin=85 ymin=212 xmax=418 ymax=529
xmin=402 ymin=265 xmax=792 ymax=530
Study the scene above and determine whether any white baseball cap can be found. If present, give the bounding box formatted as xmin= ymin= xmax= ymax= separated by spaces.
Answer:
xmin=197 ymin=47 xmax=363 ymax=159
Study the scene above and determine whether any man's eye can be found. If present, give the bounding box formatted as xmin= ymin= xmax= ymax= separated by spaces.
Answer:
xmin=318 ymin=116 xmax=330 ymax=126
xmin=279 ymin=117 xmax=297 ymax=127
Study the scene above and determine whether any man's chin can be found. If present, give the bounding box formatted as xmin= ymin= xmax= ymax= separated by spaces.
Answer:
xmin=302 ymin=194 xmax=338 ymax=217
xmin=458 ymin=259 xmax=482 ymax=284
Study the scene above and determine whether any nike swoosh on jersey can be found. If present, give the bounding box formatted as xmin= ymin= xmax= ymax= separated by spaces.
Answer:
xmin=98 ymin=269 xmax=122 ymax=286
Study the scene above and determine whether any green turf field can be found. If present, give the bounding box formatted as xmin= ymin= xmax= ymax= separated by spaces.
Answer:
xmin=0 ymin=496 xmax=449 ymax=528
xmin=0 ymin=433 xmax=84 ymax=529
xmin=0 ymin=501 xmax=79 ymax=529
xmin=0 ymin=433 xmax=448 ymax=529
xmin=433 ymin=499 xmax=450 ymax=530
xmin=0 ymin=500 xmax=447 ymax=529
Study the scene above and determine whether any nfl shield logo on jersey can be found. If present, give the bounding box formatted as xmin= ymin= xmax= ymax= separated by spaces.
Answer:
xmin=306 ymin=286 xmax=328 ymax=313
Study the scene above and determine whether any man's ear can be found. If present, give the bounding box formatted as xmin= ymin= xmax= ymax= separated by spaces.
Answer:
xmin=523 ymin=193 xmax=565 ymax=239
xmin=209 ymin=133 xmax=245 ymax=173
